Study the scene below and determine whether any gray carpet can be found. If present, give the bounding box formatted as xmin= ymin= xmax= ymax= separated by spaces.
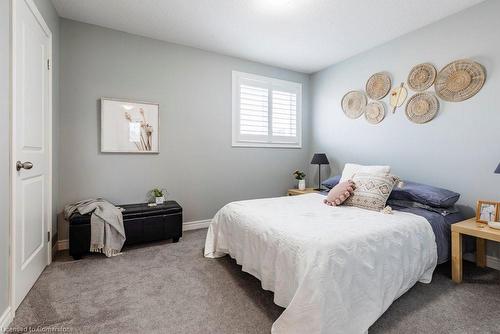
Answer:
xmin=9 ymin=229 xmax=500 ymax=333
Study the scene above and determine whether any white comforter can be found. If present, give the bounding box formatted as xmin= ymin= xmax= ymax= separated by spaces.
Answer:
xmin=204 ymin=193 xmax=437 ymax=334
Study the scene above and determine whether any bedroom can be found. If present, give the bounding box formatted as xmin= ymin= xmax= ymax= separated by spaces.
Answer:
xmin=1 ymin=0 xmax=499 ymax=333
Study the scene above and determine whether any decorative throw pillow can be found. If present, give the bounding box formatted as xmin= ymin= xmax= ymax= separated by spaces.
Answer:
xmin=343 ymin=173 xmax=399 ymax=211
xmin=339 ymin=163 xmax=391 ymax=183
xmin=324 ymin=180 xmax=356 ymax=206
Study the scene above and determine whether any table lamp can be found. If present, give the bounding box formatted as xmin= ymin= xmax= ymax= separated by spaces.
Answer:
xmin=311 ymin=153 xmax=329 ymax=191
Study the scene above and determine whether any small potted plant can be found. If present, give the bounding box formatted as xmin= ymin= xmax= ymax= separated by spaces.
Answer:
xmin=150 ymin=188 xmax=167 ymax=204
xmin=293 ymin=170 xmax=306 ymax=190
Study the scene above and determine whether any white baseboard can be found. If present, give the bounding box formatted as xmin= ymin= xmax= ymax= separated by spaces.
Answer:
xmin=463 ymin=252 xmax=500 ymax=271
xmin=54 ymin=220 xmax=210 ymax=253
xmin=183 ymin=219 xmax=211 ymax=231
xmin=0 ymin=307 xmax=13 ymax=334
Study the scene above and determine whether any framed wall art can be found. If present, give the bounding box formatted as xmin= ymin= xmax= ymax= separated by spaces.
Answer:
xmin=101 ymin=98 xmax=159 ymax=153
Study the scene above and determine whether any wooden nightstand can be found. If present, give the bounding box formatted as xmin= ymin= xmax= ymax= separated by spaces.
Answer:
xmin=451 ymin=218 xmax=500 ymax=283
xmin=287 ymin=188 xmax=319 ymax=196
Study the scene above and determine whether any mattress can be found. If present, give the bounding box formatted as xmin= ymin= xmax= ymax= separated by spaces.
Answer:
xmin=204 ymin=193 xmax=437 ymax=334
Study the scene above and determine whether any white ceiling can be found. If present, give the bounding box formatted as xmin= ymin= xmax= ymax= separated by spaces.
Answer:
xmin=51 ymin=0 xmax=485 ymax=73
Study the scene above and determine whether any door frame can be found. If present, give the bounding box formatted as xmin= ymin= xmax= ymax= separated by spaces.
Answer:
xmin=10 ymin=0 xmax=53 ymax=314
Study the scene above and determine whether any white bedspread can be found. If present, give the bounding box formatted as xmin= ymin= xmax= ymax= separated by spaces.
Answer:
xmin=204 ymin=193 xmax=437 ymax=334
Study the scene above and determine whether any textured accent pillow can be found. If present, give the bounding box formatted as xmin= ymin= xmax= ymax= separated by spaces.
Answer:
xmin=321 ymin=175 xmax=341 ymax=189
xmin=339 ymin=163 xmax=391 ymax=183
xmin=324 ymin=180 xmax=356 ymax=206
xmin=344 ymin=173 xmax=399 ymax=211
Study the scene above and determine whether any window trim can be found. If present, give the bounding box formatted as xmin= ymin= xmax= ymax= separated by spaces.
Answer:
xmin=232 ymin=71 xmax=302 ymax=149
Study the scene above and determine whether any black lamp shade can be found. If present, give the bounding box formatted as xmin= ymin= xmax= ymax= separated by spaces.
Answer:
xmin=495 ymin=163 xmax=500 ymax=174
xmin=311 ymin=153 xmax=329 ymax=165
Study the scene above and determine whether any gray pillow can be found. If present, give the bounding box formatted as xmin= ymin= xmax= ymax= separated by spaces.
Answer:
xmin=321 ymin=175 xmax=341 ymax=189
xmin=389 ymin=181 xmax=460 ymax=208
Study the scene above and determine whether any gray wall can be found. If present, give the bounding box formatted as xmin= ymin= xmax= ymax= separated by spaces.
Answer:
xmin=59 ymin=19 xmax=310 ymax=225
xmin=0 ymin=0 xmax=10 ymax=320
xmin=310 ymin=0 xmax=500 ymax=256
xmin=33 ymin=0 xmax=60 ymax=240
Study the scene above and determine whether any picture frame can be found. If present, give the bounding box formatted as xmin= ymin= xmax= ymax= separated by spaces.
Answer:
xmin=475 ymin=200 xmax=499 ymax=223
xmin=101 ymin=97 xmax=159 ymax=153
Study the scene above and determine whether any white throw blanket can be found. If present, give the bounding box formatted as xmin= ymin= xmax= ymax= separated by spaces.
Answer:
xmin=204 ymin=193 xmax=437 ymax=334
xmin=64 ymin=199 xmax=126 ymax=257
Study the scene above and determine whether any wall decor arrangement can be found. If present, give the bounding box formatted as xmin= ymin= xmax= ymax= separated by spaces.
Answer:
xmin=407 ymin=63 xmax=437 ymax=91
xmin=341 ymin=90 xmax=367 ymax=119
xmin=366 ymin=72 xmax=392 ymax=100
xmin=101 ymin=98 xmax=159 ymax=153
xmin=434 ymin=59 xmax=486 ymax=102
xmin=389 ymin=82 xmax=408 ymax=113
xmin=339 ymin=58 xmax=485 ymax=125
xmin=364 ymin=101 xmax=386 ymax=124
xmin=405 ymin=92 xmax=440 ymax=124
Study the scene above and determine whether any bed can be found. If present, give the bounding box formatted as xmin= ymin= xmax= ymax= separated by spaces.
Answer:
xmin=387 ymin=202 xmax=466 ymax=264
xmin=204 ymin=193 xmax=452 ymax=334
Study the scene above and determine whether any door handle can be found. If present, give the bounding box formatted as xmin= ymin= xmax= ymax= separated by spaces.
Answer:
xmin=16 ymin=161 xmax=33 ymax=171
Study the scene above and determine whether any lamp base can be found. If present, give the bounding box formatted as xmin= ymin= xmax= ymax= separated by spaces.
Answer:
xmin=314 ymin=187 xmax=325 ymax=191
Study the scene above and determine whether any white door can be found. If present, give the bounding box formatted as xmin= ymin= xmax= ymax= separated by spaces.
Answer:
xmin=12 ymin=0 xmax=52 ymax=310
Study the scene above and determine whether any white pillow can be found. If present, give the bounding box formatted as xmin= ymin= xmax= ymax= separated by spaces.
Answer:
xmin=339 ymin=163 xmax=391 ymax=182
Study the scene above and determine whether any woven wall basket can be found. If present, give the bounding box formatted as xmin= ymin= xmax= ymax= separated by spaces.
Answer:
xmin=435 ymin=59 xmax=486 ymax=102
xmin=407 ymin=63 xmax=436 ymax=91
xmin=341 ymin=90 xmax=367 ymax=119
xmin=366 ymin=72 xmax=391 ymax=100
xmin=364 ymin=101 xmax=385 ymax=124
xmin=405 ymin=92 xmax=439 ymax=124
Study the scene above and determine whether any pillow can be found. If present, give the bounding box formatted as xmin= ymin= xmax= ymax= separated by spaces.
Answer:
xmin=344 ymin=173 xmax=399 ymax=211
xmin=324 ymin=180 xmax=356 ymax=206
xmin=387 ymin=199 xmax=459 ymax=216
xmin=339 ymin=163 xmax=391 ymax=183
xmin=389 ymin=181 xmax=460 ymax=208
xmin=321 ymin=175 xmax=341 ymax=189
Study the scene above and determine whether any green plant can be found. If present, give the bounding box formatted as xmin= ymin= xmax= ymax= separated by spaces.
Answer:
xmin=151 ymin=188 xmax=166 ymax=197
xmin=293 ymin=170 xmax=305 ymax=180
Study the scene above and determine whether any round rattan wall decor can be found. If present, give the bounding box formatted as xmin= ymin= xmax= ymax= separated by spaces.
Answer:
xmin=366 ymin=72 xmax=391 ymax=100
xmin=407 ymin=63 xmax=436 ymax=91
xmin=405 ymin=92 xmax=439 ymax=124
xmin=434 ymin=59 xmax=485 ymax=102
xmin=341 ymin=90 xmax=367 ymax=119
xmin=364 ymin=101 xmax=386 ymax=124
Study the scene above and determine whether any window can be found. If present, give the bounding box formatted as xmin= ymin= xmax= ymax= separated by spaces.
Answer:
xmin=232 ymin=71 xmax=302 ymax=148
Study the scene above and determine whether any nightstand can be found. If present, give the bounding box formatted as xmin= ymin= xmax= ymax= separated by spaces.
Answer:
xmin=451 ymin=218 xmax=500 ymax=283
xmin=287 ymin=188 xmax=319 ymax=196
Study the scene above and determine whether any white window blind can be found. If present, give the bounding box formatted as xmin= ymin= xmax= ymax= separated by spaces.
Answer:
xmin=232 ymin=71 xmax=302 ymax=148
xmin=272 ymin=90 xmax=296 ymax=137
xmin=239 ymin=84 xmax=269 ymax=136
